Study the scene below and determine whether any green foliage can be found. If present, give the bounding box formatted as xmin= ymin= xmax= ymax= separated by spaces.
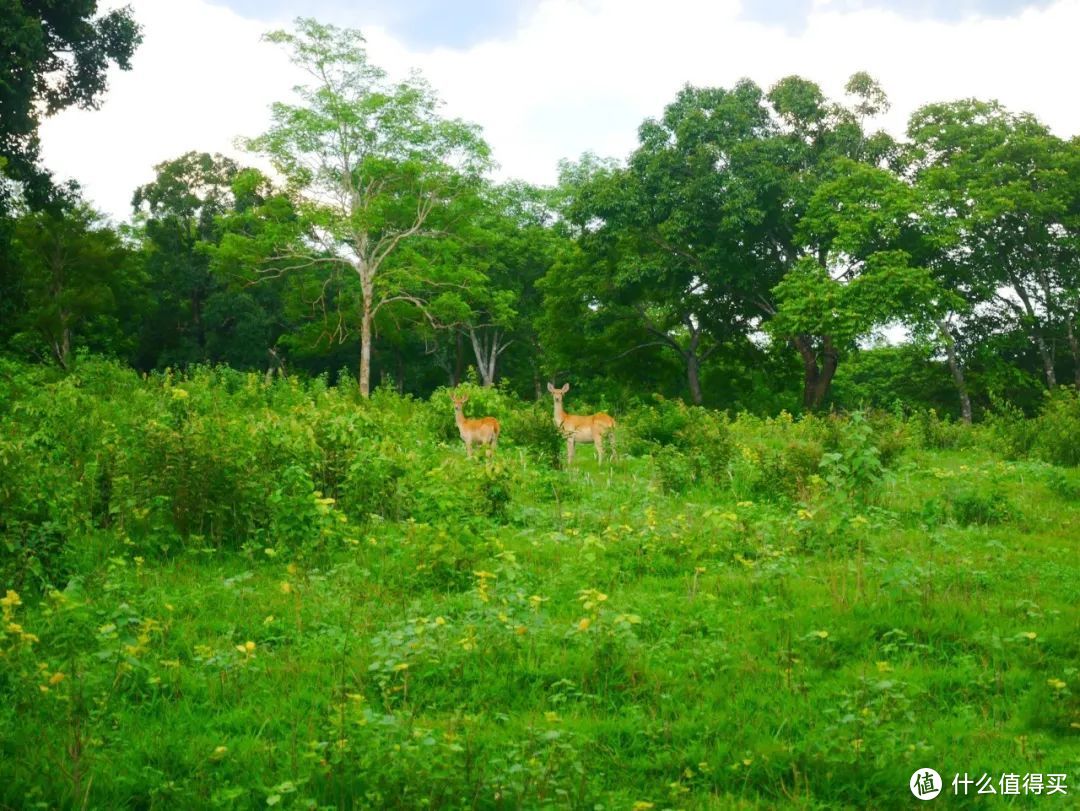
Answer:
xmin=0 ymin=358 xmax=1078 ymax=809
xmin=0 ymin=2 xmax=141 ymax=203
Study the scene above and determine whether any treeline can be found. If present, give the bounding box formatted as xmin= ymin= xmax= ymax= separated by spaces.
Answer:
xmin=2 ymin=10 xmax=1079 ymax=418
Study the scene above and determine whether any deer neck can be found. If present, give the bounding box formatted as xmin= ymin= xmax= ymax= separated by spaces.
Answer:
xmin=454 ymin=409 xmax=467 ymax=431
xmin=553 ymin=399 xmax=566 ymax=427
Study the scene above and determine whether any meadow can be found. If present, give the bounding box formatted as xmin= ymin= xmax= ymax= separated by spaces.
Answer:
xmin=1 ymin=358 xmax=1078 ymax=809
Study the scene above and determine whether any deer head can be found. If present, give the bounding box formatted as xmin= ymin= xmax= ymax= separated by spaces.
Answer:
xmin=546 ymin=382 xmax=570 ymax=407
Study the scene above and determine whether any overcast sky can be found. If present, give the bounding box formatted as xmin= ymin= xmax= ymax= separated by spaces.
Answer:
xmin=39 ymin=0 xmax=1080 ymax=222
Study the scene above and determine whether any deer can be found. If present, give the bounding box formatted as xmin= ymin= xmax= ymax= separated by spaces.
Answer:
xmin=547 ymin=382 xmax=616 ymax=466
xmin=450 ymin=393 xmax=500 ymax=459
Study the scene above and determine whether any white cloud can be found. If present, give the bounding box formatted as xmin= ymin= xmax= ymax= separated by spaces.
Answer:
xmin=38 ymin=0 xmax=1080 ymax=222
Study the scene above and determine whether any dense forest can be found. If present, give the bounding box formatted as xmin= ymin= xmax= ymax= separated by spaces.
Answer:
xmin=3 ymin=11 xmax=1079 ymax=418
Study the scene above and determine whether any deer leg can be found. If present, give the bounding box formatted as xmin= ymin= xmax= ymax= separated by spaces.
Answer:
xmin=607 ymin=429 xmax=617 ymax=462
xmin=596 ymin=433 xmax=605 ymax=464
xmin=566 ymin=436 xmax=575 ymax=467
xmin=466 ymin=440 xmax=473 ymax=459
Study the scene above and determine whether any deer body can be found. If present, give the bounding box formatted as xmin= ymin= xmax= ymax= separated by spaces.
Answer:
xmin=548 ymin=383 xmax=616 ymax=465
xmin=451 ymin=394 xmax=499 ymax=459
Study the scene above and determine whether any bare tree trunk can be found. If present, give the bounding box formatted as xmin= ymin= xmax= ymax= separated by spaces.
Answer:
xmin=468 ymin=325 xmax=506 ymax=388
xmin=938 ymin=320 xmax=972 ymax=424
xmin=359 ymin=275 xmax=373 ymax=398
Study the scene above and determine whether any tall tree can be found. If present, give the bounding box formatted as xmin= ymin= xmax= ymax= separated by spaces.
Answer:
xmin=9 ymin=195 xmax=139 ymax=368
xmin=241 ymin=18 xmax=490 ymax=397
xmin=907 ymin=100 xmax=1077 ymax=390
xmin=0 ymin=2 xmax=141 ymax=207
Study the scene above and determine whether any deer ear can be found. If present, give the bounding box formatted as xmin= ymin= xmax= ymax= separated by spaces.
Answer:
xmin=560 ymin=383 xmax=570 ymax=394
xmin=547 ymin=382 xmax=556 ymax=393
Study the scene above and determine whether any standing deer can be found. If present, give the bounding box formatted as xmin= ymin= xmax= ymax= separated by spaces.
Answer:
xmin=547 ymin=382 xmax=616 ymax=466
xmin=451 ymin=393 xmax=500 ymax=459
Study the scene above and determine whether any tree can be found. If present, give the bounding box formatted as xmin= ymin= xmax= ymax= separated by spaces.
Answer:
xmin=769 ymin=159 xmax=946 ymax=411
xmin=9 ymin=195 xmax=139 ymax=368
xmin=0 ymin=2 xmax=141 ymax=207
xmin=907 ymin=101 xmax=1078 ymax=391
xmin=242 ymin=18 xmax=490 ymax=397
xmin=455 ymin=182 xmax=558 ymax=388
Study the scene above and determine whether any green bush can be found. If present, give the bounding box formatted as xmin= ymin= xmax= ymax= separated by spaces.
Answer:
xmin=950 ymin=486 xmax=1013 ymax=526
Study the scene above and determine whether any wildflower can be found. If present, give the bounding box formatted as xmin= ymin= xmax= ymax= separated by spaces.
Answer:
xmin=280 ymin=581 xmax=293 ymax=594
xmin=169 ymin=387 xmax=189 ymax=400
xmin=1022 ymin=631 xmax=1037 ymax=640
xmin=544 ymin=711 xmax=560 ymax=723
xmin=48 ymin=672 xmax=65 ymax=685
xmin=211 ymin=746 xmax=228 ymax=760
xmin=515 ymin=625 xmax=527 ymax=636
xmin=434 ymin=616 xmax=446 ymax=626
xmin=577 ymin=617 xmax=591 ymax=632
xmin=1 ymin=590 xmax=21 ymax=609
xmin=392 ymin=662 xmax=409 ymax=672
xmin=632 ymin=803 xmax=655 ymax=811
xmin=1047 ymin=678 xmax=1067 ymax=691
xmin=876 ymin=661 xmax=893 ymax=673
xmin=814 ymin=630 xmax=829 ymax=639
xmin=528 ymin=595 xmax=547 ymax=611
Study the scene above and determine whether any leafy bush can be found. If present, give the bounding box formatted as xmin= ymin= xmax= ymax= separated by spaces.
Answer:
xmin=950 ymin=486 xmax=1013 ymax=526
xmin=1031 ymin=388 xmax=1080 ymax=467
xmin=502 ymin=402 xmax=564 ymax=468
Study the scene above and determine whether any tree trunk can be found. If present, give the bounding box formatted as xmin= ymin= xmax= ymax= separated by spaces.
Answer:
xmin=686 ymin=352 xmax=703 ymax=406
xmin=359 ymin=272 xmax=373 ymax=398
xmin=468 ymin=325 xmax=503 ymax=388
xmin=1035 ymin=332 xmax=1057 ymax=389
xmin=938 ymin=320 xmax=972 ymax=424
xmin=795 ymin=335 xmax=838 ymax=412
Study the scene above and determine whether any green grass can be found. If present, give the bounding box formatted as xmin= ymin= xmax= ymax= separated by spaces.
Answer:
xmin=1 ymin=364 xmax=1078 ymax=809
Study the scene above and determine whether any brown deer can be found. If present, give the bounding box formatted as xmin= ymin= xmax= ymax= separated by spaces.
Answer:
xmin=451 ymin=393 xmax=500 ymax=459
xmin=547 ymin=382 xmax=616 ymax=466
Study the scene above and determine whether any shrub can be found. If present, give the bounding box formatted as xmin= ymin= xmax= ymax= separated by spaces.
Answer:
xmin=1031 ymin=389 xmax=1080 ymax=467
xmin=503 ymin=402 xmax=564 ymax=469
xmin=950 ymin=486 xmax=1013 ymax=526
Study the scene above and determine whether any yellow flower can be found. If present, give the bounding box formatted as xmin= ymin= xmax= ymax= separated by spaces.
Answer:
xmin=48 ymin=672 xmax=65 ymax=685
xmin=0 ymin=590 xmax=21 ymax=608
xmin=515 ymin=625 xmax=528 ymax=636
xmin=631 ymin=803 xmax=655 ymax=811
xmin=544 ymin=711 xmax=560 ymax=723
xmin=244 ymin=641 xmax=256 ymax=653
xmin=1022 ymin=631 xmax=1037 ymax=640
xmin=577 ymin=617 xmax=591 ymax=632
xmin=1047 ymin=678 xmax=1067 ymax=691
xmin=434 ymin=616 xmax=446 ymax=626
xmin=814 ymin=630 xmax=829 ymax=639
xmin=169 ymin=387 xmax=189 ymax=400
xmin=876 ymin=661 xmax=892 ymax=673
xmin=280 ymin=581 xmax=293 ymax=594
xmin=211 ymin=745 xmax=228 ymax=760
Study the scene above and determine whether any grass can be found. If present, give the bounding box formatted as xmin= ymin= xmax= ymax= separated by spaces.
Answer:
xmin=1 ymin=367 xmax=1078 ymax=809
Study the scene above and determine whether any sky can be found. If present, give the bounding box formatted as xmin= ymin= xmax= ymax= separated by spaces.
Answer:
xmin=38 ymin=0 xmax=1080 ymax=222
